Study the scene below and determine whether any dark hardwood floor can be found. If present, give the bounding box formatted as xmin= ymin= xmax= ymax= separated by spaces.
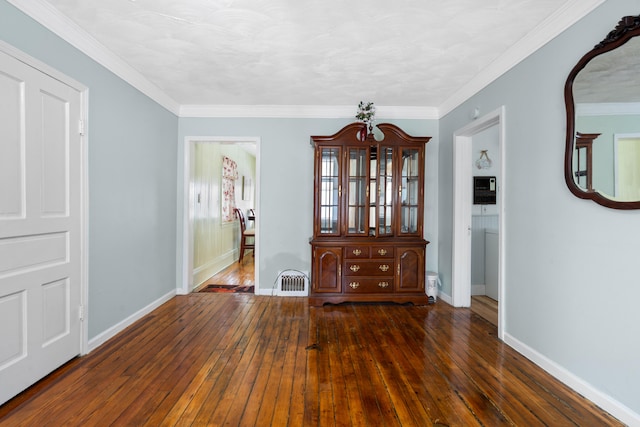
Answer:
xmin=471 ymin=295 xmax=498 ymax=326
xmin=0 ymin=291 xmax=621 ymax=426
xmin=194 ymin=257 xmax=255 ymax=291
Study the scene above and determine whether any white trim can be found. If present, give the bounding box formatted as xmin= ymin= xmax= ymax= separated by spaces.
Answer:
xmin=0 ymin=39 xmax=85 ymax=91
xmin=179 ymin=104 xmax=438 ymax=119
xmin=577 ymin=102 xmax=640 ymax=116
xmin=6 ymin=0 xmax=180 ymax=115
xmin=437 ymin=291 xmax=453 ymax=306
xmin=453 ymin=106 xmax=506 ymax=340
xmin=0 ymin=39 xmax=91 ymax=357
xmin=439 ymin=0 xmax=606 ymax=117
xmin=451 ymin=134 xmax=473 ymax=308
xmin=179 ymin=139 xmax=194 ymax=295
xmin=180 ymin=136 xmax=261 ymax=296
xmin=87 ymin=290 xmax=176 ymax=353
xmin=192 ymin=251 xmax=237 ymax=288
xmin=497 ymin=108 xmax=507 ymax=339
xmin=79 ymin=87 xmax=89 ymax=356
xmin=504 ymin=333 xmax=640 ymax=427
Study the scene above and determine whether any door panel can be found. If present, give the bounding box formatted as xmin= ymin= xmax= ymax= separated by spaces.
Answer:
xmin=0 ymin=49 xmax=82 ymax=405
xmin=41 ymin=91 xmax=70 ymax=216
xmin=313 ymin=247 xmax=342 ymax=293
xmin=396 ymin=246 xmax=425 ymax=292
xmin=0 ymin=64 xmax=24 ymax=218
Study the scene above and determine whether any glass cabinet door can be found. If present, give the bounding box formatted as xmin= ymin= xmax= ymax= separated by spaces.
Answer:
xmin=377 ymin=146 xmax=394 ymax=236
xmin=319 ymin=147 xmax=341 ymax=235
xmin=399 ymin=148 xmax=421 ymax=235
xmin=369 ymin=149 xmax=377 ymax=236
xmin=346 ymin=147 xmax=369 ymax=235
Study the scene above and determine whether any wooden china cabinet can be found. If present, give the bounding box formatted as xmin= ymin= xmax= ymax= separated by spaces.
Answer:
xmin=309 ymin=122 xmax=431 ymax=306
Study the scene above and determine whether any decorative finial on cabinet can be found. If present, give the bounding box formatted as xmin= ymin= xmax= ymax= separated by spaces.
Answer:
xmin=355 ymin=101 xmax=375 ymax=139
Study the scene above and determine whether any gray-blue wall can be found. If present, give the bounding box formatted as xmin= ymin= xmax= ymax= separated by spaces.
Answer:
xmin=0 ymin=1 xmax=179 ymax=338
xmin=439 ymin=0 xmax=640 ymax=415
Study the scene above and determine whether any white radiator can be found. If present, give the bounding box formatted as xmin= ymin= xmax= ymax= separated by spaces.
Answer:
xmin=277 ymin=270 xmax=309 ymax=296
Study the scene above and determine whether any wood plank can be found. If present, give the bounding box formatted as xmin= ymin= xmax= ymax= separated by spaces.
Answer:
xmin=303 ymin=306 xmax=321 ymax=426
xmin=471 ymin=295 xmax=498 ymax=326
xmin=265 ymin=298 xmax=305 ymax=426
xmin=195 ymin=258 xmax=255 ymax=290
xmin=0 ymin=295 xmax=624 ymax=427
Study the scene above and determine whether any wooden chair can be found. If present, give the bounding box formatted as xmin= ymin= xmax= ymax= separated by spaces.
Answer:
xmin=247 ymin=208 xmax=256 ymax=228
xmin=234 ymin=208 xmax=255 ymax=263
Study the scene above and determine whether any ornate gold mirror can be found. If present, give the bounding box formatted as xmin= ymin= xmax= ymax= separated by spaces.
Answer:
xmin=565 ymin=14 xmax=640 ymax=209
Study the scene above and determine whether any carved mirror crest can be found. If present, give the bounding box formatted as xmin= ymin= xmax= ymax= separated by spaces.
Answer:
xmin=565 ymin=14 xmax=640 ymax=209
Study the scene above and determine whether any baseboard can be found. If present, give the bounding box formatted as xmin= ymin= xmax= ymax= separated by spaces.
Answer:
xmin=87 ymin=290 xmax=176 ymax=353
xmin=437 ymin=290 xmax=453 ymax=305
xmin=503 ymin=333 xmax=640 ymax=426
xmin=471 ymin=284 xmax=486 ymax=295
xmin=193 ymin=251 xmax=236 ymax=289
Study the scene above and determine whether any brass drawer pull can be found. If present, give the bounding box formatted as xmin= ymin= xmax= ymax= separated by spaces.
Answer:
xmin=349 ymin=282 xmax=360 ymax=289
xmin=379 ymin=264 xmax=390 ymax=272
xmin=377 ymin=248 xmax=387 ymax=256
xmin=352 ymin=249 xmax=362 ymax=256
xmin=378 ymin=282 xmax=389 ymax=288
xmin=350 ymin=265 xmax=360 ymax=272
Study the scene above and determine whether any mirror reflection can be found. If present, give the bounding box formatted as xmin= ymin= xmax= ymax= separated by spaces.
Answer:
xmin=565 ymin=14 xmax=640 ymax=208
xmin=573 ymin=36 xmax=640 ymax=201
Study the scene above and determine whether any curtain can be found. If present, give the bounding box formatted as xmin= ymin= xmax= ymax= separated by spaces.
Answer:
xmin=222 ymin=156 xmax=238 ymax=222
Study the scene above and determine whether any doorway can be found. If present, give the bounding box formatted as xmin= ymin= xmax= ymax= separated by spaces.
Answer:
xmin=452 ymin=106 xmax=505 ymax=339
xmin=614 ymin=133 xmax=640 ymax=200
xmin=180 ymin=137 xmax=260 ymax=295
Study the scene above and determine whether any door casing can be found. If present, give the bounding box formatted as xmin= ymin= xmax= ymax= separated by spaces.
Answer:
xmin=179 ymin=137 xmax=260 ymax=295
xmin=452 ymin=106 xmax=505 ymax=339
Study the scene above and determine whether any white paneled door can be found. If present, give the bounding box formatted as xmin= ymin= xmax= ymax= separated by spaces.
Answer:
xmin=0 ymin=48 xmax=83 ymax=405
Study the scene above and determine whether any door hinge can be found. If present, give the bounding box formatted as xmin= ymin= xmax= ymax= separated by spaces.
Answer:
xmin=78 ymin=119 xmax=85 ymax=136
xmin=79 ymin=305 xmax=84 ymax=321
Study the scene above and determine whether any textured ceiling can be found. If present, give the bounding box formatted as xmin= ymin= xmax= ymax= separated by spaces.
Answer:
xmin=41 ymin=0 xmax=577 ymax=109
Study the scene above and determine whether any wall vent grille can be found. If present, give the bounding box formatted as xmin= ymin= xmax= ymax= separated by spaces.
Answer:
xmin=277 ymin=270 xmax=308 ymax=296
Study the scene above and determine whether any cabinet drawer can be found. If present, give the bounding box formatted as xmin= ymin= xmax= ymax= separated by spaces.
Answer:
xmin=345 ymin=246 xmax=370 ymax=259
xmin=371 ymin=246 xmax=394 ymax=258
xmin=344 ymin=260 xmax=394 ymax=276
xmin=344 ymin=278 xmax=394 ymax=293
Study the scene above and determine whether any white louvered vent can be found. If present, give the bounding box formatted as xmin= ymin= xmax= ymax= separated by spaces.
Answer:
xmin=277 ymin=270 xmax=309 ymax=296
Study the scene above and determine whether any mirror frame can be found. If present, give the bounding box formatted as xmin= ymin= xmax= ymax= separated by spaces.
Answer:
xmin=564 ymin=14 xmax=640 ymax=209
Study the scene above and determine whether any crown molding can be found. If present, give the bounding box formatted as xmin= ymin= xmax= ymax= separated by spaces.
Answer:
xmin=6 ymin=0 xmax=181 ymax=115
xmin=179 ymin=104 xmax=439 ymax=120
xmin=576 ymin=102 xmax=640 ymax=116
xmin=438 ymin=0 xmax=607 ymax=117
